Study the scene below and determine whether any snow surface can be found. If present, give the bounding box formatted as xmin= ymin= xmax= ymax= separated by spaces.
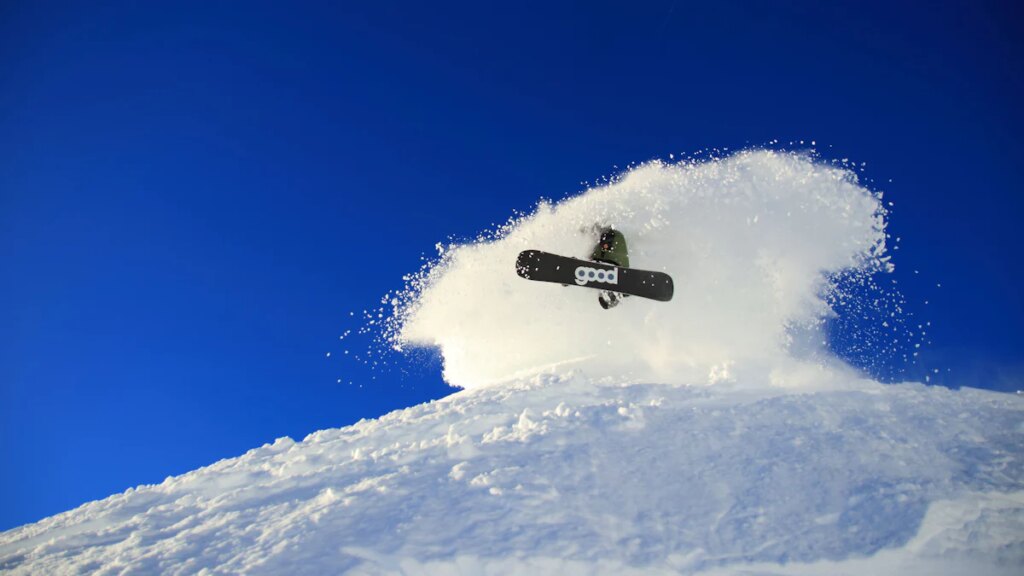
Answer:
xmin=1 ymin=376 xmax=1021 ymax=575
xmin=3 ymin=151 xmax=1021 ymax=574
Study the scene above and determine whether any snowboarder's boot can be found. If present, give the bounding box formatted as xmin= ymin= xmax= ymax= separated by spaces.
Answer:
xmin=598 ymin=290 xmax=621 ymax=309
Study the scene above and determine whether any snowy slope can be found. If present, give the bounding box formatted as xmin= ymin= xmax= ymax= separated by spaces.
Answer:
xmin=4 ymin=151 xmax=1022 ymax=574
xmin=1 ymin=375 xmax=1021 ymax=575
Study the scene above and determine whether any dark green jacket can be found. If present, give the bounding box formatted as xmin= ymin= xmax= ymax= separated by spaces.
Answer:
xmin=590 ymin=228 xmax=629 ymax=268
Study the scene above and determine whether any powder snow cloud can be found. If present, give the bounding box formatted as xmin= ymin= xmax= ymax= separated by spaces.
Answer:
xmin=395 ymin=151 xmax=889 ymax=389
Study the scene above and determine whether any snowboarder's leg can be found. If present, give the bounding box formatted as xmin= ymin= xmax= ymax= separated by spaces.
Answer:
xmin=592 ymin=228 xmax=629 ymax=309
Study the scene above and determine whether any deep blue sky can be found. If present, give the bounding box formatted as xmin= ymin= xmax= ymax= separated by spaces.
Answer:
xmin=2 ymin=1 xmax=1021 ymax=530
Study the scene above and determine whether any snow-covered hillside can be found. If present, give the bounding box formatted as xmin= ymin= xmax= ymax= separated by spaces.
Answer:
xmin=3 ymin=151 xmax=1021 ymax=574
xmin=1 ymin=376 xmax=1021 ymax=574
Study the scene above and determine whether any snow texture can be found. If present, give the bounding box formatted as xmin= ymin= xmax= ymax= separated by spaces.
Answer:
xmin=1 ymin=377 xmax=1021 ymax=575
xmin=3 ymin=151 xmax=1021 ymax=574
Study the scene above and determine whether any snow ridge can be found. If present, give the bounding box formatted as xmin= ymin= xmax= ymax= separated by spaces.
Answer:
xmin=1 ymin=376 xmax=1021 ymax=575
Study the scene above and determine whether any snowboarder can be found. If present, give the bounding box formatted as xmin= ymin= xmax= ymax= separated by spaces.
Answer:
xmin=515 ymin=228 xmax=673 ymax=306
xmin=591 ymin=228 xmax=629 ymax=309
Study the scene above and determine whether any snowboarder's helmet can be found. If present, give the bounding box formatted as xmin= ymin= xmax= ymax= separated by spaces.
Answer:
xmin=600 ymin=230 xmax=616 ymax=249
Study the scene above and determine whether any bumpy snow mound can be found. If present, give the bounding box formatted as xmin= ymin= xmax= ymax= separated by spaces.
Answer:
xmin=2 ymin=376 xmax=1020 ymax=575
xmin=395 ymin=151 xmax=889 ymax=389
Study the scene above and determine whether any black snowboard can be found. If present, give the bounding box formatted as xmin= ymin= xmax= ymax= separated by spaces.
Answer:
xmin=515 ymin=250 xmax=674 ymax=302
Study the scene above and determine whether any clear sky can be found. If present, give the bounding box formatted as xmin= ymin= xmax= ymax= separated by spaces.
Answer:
xmin=2 ymin=1 xmax=1022 ymax=531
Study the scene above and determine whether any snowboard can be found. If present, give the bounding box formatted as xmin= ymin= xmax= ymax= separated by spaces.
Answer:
xmin=515 ymin=250 xmax=674 ymax=302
